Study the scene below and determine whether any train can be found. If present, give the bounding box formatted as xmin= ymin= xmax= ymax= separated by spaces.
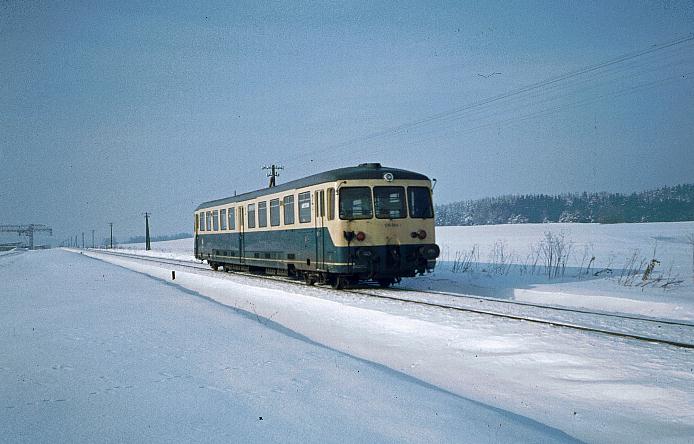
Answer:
xmin=194 ymin=163 xmax=440 ymax=289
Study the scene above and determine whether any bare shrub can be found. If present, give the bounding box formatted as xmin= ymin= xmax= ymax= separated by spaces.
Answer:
xmin=617 ymin=249 xmax=648 ymax=286
xmin=576 ymin=244 xmax=595 ymax=279
xmin=451 ymin=245 xmax=479 ymax=274
xmin=639 ymin=263 xmax=684 ymax=289
xmin=615 ymin=243 xmax=683 ymax=289
xmin=538 ymin=231 xmax=572 ymax=279
xmin=488 ymin=240 xmax=513 ymax=275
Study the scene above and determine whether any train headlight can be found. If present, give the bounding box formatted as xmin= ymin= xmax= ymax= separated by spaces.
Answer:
xmin=411 ymin=230 xmax=427 ymax=239
xmin=356 ymin=231 xmax=366 ymax=241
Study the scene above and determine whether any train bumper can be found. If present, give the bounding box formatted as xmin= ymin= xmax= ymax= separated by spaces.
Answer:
xmin=345 ymin=243 xmax=440 ymax=279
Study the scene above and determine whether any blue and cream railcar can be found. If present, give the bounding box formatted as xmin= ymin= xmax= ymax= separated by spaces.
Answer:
xmin=194 ymin=163 xmax=440 ymax=288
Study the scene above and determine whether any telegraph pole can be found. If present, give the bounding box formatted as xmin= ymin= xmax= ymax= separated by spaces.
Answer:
xmin=82 ymin=232 xmax=85 ymax=249
xmin=262 ymin=164 xmax=283 ymax=188
xmin=91 ymin=230 xmax=95 ymax=248
xmin=144 ymin=212 xmax=151 ymax=251
xmin=109 ymin=223 xmax=113 ymax=249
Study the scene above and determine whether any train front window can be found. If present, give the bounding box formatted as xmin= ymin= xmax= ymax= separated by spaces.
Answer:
xmin=374 ymin=186 xmax=406 ymax=219
xmin=407 ymin=186 xmax=434 ymax=218
xmin=199 ymin=212 xmax=205 ymax=231
xmin=339 ymin=187 xmax=373 ymax=220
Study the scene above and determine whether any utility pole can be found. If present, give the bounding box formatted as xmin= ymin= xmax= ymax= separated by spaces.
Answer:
xmin=91 ymin=230 xmax=95 ymax=248
xmin=109 ymin=223 xmax=113 ymax=249
xmin=262 ymin=164 xmax=283 ymax=188
xmin=82 ymin=232 xmax=85 ymax=249
xmin=144 ymin=212 xmax=151 ymax=251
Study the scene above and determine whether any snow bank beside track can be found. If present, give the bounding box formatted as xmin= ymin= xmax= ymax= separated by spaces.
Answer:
xmin=80 ymin=249 xmax=694 ymax=443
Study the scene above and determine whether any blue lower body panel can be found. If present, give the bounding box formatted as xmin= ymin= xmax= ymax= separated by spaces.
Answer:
xmin=195 ymin=228 xmax=438 ymax=281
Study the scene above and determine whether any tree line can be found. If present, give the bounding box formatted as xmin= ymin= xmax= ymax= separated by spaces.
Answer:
xmin=435 ymin=184 xmax=694 ymax=226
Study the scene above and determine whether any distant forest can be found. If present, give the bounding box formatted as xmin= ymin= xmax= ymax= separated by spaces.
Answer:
xmin=435 ymin=184 xmax=694 ymax=226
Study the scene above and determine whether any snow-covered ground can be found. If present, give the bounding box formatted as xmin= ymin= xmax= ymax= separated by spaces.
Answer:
xmin=81 ymin=247 xmax=693 ymax=440
xmin=4 ymin=223 xmax=693 ymax=442
xmin=119 ymin=222 xmax=694 ymax=320
xmin=1 ymin=249 xmax=574 ymax=443
xmin=431 ymin=222 xmax=694 ymax=321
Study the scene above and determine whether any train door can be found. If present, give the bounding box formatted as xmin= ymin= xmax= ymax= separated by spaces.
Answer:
xmin=314 ymin=190 xmax=325 ymax=270
xmin=194 ymin=213 xmax=199 ymax=258
xmin=238 ymin=206 xmax=245 ymax=264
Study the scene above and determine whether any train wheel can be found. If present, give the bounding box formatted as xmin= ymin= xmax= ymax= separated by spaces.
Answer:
xmin=377 ymin=278 xmax=393 ymax=288
xmin=210 ymin=262 xmax=219 ymax=271
xmin=305 ymin=274 xmax=316 ymax=286
xmin=331 ymin=276 xmax=348 ymax=290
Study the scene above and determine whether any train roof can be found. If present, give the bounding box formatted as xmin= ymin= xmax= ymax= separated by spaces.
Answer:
xmin=195 ymin=163 xmax=430 ymax=210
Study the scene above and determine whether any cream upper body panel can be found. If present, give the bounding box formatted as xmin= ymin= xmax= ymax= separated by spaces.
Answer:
xmin=194 ymin=178 xmax=435 ymax=248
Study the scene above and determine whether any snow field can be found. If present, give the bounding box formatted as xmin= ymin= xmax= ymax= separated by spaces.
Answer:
xmin=81 ymin=248 xmax=694 ymax=443
xmin=423 ymin=222 xmax=694 ymax=320
xmin=0 ymin=250 xmax=574 ymax=443
xmin=118 ymin=222 xmax=694 ymax=320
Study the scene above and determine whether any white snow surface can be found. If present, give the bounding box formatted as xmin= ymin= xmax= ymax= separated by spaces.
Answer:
xmin=431 ymin=222 xmax=694 ymax=321
xmin=120 ymin=222 xmax=694 ymax=320
xmin=85 ymin=222 xmax=694 ymax=443
xmin=1 ymin=250 xmax=574 ymax=443
xmin=5 ymin=223 xmax=692 ymax=442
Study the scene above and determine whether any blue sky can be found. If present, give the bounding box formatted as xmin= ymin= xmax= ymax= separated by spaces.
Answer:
xmin=1 ymin=1 xmax=693 ymax=242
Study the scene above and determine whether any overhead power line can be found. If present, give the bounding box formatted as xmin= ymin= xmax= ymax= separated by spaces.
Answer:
xmin=283 ymin=33 xmax=694 ymax=165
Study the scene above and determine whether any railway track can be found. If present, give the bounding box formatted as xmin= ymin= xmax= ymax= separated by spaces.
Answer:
xmin=80 ymin=248 xmax=694 ymax=349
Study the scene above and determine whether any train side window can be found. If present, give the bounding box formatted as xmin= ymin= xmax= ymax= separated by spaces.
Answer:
xmin=247 ymin=203 xmax=256 ymax=228
xmin=374 ymin=186 xmax=406 ymax=219
xmin=270 ymin=199 xmax=280 ymax=226
xmin=258 ymin=201 xmax=268 ymax=228
xmin=299 ymin=192 xmax=311 ymax=223
xmin=228 ymin=207 xmax=235 ymax=230
xmin=207 ymin=211 xmax=212 ymax=230
xmin=212 ymin=210 xmax=219 ymax=231
xmin=220 ymin=208 xmax=227 ymax=230
xmin=327 ymin=188 xmax=335 ymax=220
xmin=339 ymin=187 xmax=373 ymax=220
xmin=407 ymin=186 xmax=434 ymax=219
xmin=283 ymin=195 xmax=295 ymax=225
xmin=199 ymin=212 xmax=205 ymax=231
